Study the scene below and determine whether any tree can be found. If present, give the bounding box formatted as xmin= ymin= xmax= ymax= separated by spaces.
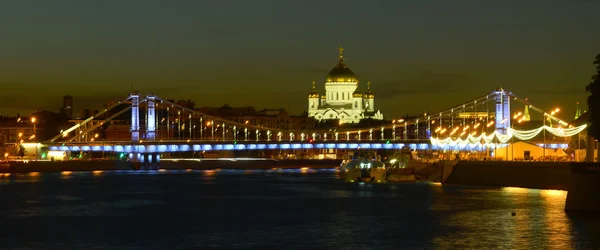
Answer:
xmin=586 ymin=53 xmax=600 ymax=138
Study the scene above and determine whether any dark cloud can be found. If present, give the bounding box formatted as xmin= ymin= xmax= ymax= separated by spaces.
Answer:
xmin=527 ymin=87 xmax=585 ymax=96
xmin=373 ymin=71 xmax=477 ymax=100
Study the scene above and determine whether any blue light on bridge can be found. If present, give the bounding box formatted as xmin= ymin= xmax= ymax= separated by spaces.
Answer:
xmin=53 ymin=142 xmax=441 ymax=153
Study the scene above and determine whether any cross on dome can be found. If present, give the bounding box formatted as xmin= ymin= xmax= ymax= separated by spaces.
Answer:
xmin=338 ymin=46 xmax=344 ymax=58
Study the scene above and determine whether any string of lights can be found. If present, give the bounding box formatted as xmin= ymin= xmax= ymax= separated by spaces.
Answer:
xmin=430 ymin=124 xmax=587 ymax=148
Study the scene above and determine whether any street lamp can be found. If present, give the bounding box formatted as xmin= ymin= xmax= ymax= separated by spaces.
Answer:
xmin=543 ymin=108 xmax=560 ymax=159
xmin=31 ymin=117 xmax=37 ymax=160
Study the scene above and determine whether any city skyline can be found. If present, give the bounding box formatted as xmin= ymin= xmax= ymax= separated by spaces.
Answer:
xmin=1 ymin=0 xmax=599 ymax=119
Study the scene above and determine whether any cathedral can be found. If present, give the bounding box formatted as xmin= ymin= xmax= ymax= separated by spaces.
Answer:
xmin=307 ymin=47 xmax=384 ymax=123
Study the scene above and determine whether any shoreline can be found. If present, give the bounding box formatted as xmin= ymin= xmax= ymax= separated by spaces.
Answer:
xmin=0 ymin=159 xmax=343 ymax=174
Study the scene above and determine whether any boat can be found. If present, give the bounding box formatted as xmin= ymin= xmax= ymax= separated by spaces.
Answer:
xmin=340 ymin=150 xmax=386 ymax=183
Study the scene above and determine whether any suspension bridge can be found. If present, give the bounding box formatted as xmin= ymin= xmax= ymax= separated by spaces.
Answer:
xmin=42 ymin=88 xmax=585 ymax=163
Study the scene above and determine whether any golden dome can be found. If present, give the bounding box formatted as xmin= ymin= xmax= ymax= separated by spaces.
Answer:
xmin=308 ymin=80 xmax=319 ymax=98
xmin=326 ymin=47 xmax=358 ymax=83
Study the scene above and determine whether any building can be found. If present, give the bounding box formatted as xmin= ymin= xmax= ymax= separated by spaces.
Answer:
xmin=196 ymin=105 xmax=316 ymax=130
xmin=308 ymin=47 xmax=384 ymax=123
xmin=62 ymin=95 xmax=73 ymax=118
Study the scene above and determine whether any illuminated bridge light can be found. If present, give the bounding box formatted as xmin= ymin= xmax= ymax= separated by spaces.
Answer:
xmin=214 ymin=145 xmax=224 ymax=151
xmin=326 ymin=143 xmax=336 ymax=149
xmin=247 ymin=144 xmax=257 ymax=150
xmin=337 ymin=143 xmax=348 ymax=149
xmin=292 ymin=144 xmax=302 ymax=149
xmin=82 ymin=146 xmax=91 ymax=151
xmin=257 ymin=144 xmax=267 ymax=150
xmin=235 ymin=144 xmax=246 ymax=150
xmin=202 ymin=145 xmax=212 ymax=151
xmin=268 ymin=144 xmax=278 ymax=149
xmin=302 ymin=144 xmax=313 ymax=149
xmin=348 ymin=143 xmax=359 ymax=149
xmin=280 ymin=144 xmax=290 ymax=149
xmin=315 ymin=144 xmax=325 ymax=149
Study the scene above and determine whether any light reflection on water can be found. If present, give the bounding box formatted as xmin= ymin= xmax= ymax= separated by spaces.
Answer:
xmin=0 ymin=169 xmax=598 ymax=249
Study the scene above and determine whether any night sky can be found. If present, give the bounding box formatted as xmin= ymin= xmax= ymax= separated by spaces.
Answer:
xmin=1 ymin=0 xmax=599 ymax=120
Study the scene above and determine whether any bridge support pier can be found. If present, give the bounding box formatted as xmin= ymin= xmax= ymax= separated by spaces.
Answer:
xmin=130 ymin=153 xmax=161 ymax=170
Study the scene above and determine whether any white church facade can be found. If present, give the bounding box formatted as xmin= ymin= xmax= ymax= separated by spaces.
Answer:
xmin=307 ymin=47 xmax=384 ymax=124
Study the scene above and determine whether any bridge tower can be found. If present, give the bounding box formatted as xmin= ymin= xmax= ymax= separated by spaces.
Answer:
xmin=146 ymin=94 xmax=156 ymax=141
xmin=494 ymin=89 xmax=510 ymax=134
xmin=130 ymin=91 xmax=140 ymax=143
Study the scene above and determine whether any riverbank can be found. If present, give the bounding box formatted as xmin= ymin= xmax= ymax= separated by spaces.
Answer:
xmin=0 ymin=159 xmax=343 ymax=173
xmin=443 ymin=161 xmax=573 ymax=190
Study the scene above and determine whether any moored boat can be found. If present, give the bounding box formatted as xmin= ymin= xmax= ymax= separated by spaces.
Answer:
xmin=340 ymin=150 xmax=386 ymax=182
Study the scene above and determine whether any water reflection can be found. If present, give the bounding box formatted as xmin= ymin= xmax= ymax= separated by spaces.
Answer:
xmin=0 ymin=169 xmax=597 ymax=249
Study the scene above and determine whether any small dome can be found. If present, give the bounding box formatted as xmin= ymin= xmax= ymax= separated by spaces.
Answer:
xmin=353 ymin=88 xmax=363 ymax=98
xmin=308 ymin=80 xmax=319 ymax=98
xmin=364 ymin=81 xmax=374 ymax=99
xmin=326 ymin=47 xmax=357 ymax=83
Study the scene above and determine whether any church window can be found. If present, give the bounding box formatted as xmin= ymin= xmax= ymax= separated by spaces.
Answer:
xmin=355 ymin=101 xmax=358 ymax=108
xmin=310 ymin=102 xmax=314 ymax=108
xmin=336 ymin=93 xmax=339 ymax=100
xmin=330 ymin=114 xmax=334 ymax=118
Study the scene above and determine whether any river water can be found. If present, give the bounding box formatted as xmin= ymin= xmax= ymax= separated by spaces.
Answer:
xmin=0 ymin=169 xmax=599 ymax=249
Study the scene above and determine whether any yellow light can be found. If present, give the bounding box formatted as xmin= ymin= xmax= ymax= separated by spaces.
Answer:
xmin=94 ymin=133 xmax=99 ymax=138
xmin=3 ymin=153 xmax=8 ymax=157
xmin=93 ymin=170 xmax=103 ymax=175
xmin=555 ymin=108 xmax=560 ymax=112
xmin=61 ymin=171 xmax=72 ymax=175
xmin=31 ymin=117 xmax=36 ymax=123
xmin=244 ymin=120 xmax=249 ymax=124
xmin=431 ymin=120 xmax=435 ymax=124
xmin=18 ymin=132 xmax=23 ymax=137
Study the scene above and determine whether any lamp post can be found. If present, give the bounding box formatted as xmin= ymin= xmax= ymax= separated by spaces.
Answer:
xmin=543 ymin=108 xmax=560 ymax=160
xmin=31 ymin=117 xmax=37 ymax=160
